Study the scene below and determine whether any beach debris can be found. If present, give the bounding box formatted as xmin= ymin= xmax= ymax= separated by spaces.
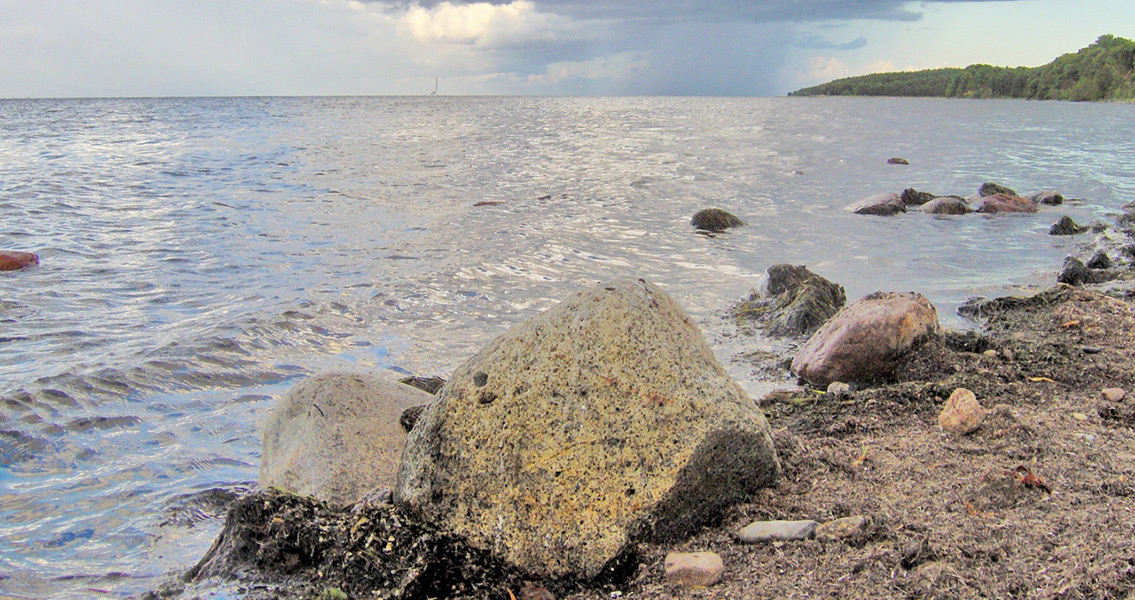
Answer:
xmin=732 ymin=264 xmax=846 ymax=337
xmin=691 ymin=207 xmax=744 ymax=232
xmin=887 ymin=157 xmax=909 ymax=165
xmin=1050 ymin=215 xmax=1088 ymax=235
xmin=938 ymin=388 xmax=985 ymax=435
xmin=0 ymin=250 xmax=39 ymax=271
xmin=664 ymin=552 xmax=725 ymax=588
xmin=814 ymin=515 xmax=869 ymax=542
xmin=473 ymin=200 xmax=504 ymax=206
xmin=736 ymin=519 xmax=818 ymax=543
xmin=395 ymin=278 xmax=780 ymax=580
xmin=791 ymin=291 xmax=940 ymax=387
xmin=847 ymin=192 xmax=907 ymax=216
xmin=261 ymin=373 xmax=433 ymax=507
xmin=1102 ymin=387 xmax=1127 ymax=402
xmin=1013 ymin=466 xmax=1052 ymax=493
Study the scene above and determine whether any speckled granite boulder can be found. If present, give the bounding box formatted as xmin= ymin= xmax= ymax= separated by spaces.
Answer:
xmin=261 ymin=373 xmax=434 ymax=506
xmin=395 ymin=279 xmax=781 ymax=580
xmin=791 ymin=292 xmax=940 ymax=387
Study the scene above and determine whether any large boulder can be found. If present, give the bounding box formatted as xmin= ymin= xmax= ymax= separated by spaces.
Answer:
xmin=921 ymin=196 xmax=972 ymax=215
xmin=734 ymin=264 xmax=846 ymax=337
xmin=791 ymin=292 xmax=941 ymax=387
xmin=260 ymin=373 xmax=435 ymax=507
xmin=0 ymin=251 xmax=39 ymax=271
xmin=900 ymin=188 xmax=936 ymax=207
xmin=691 ymin=208 xmax=744 ymax=232
xmin=975 ymin=194 xmax=1038 ymax=214
xmin=395 ymin=279 xmax=781 ymax=580
xmin=847 ymin=193 xmax=906 ymax=216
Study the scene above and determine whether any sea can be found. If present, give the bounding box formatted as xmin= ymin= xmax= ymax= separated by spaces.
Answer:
xmin=1 ymin=96 xmax=1133 ymax=598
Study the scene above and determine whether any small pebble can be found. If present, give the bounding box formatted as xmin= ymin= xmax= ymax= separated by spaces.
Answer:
xmin=939 ymin=388 xmax=984 ymax=435
xmin=982 ymin=349 xmax=999 ymax=358
xmin=1071 ymin=412 xmax=1089 ymax=422
xmin=826 ymin=381 xmax=853 ymax=400
xmin=664 ymin=552 xmax=724 ymax=588
xmin=736 ymin=519 xmax=818 ymax=543
xmin=814 ymin=515 xmax=868 ymax=541
xmin=1102 ymin=388 xmax=1127 ymax=402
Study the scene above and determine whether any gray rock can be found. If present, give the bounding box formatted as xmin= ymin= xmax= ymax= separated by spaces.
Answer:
xmin=395 ymin=279 xmax=781 ymax=580
xmin=736 ymin=519 xmax=819 ymax=543
xmin=921 ymin=196 xmax=972 ymax=215
xmin=1050 ymin=216 xmax=1087 ymax=235
xmin=847 ymin=193 xmax=906 ymax=216
xmin=1087 ymin=250 xmax=1112 ymax=269
xmin=900 ymin=188 xmax=936 ymax=206
xmin=1028 ymin=190 xmax=1064 ymax=205
xmin=791 ymin=292 xmax=940 ymax=387
xmin=887 ymin=157 xmax=909 ymax=165
xmin=692 ymin=208 xmax=744 ymax=232
xmin=979 ymin=182 xmax=1017 ymax=197
xmin=733 ymin=264 xmax=846 ymax=338
xmin=1057 ymin=256 xmax=1116 ymax=286
xmin=260 ymin=373 xmax=434 ymax=507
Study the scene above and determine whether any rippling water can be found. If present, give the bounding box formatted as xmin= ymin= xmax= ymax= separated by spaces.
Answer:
xmin=1 ymin=96 xmax=1132 ymax=598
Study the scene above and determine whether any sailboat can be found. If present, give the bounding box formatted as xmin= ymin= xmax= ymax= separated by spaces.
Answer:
xmin=431 ymin=76 xmax=438 ymax=96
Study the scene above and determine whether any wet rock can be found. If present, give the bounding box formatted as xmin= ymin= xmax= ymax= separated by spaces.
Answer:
xmin=921 ymin=196 xmax=972 ymax=215
xmin=398 ymin=375 xmax=446 ymax=395
xmin=848 ymin=192 xmax=906 ymax=216
xmin=261 ymin=373 xmax=435 ymax=507
xmin=1102 ymin=388 xmax=1127 ymax=402
xmin=976 ymin=194 xmax=1038 ymax=214
xmin=814 ymin=515 xmax=869 ymax=542
xmin=887 ymin=157 xmax=910 ymax=165
xmin=396 ymin=279 xmax=781 ymax=580
xmin=664 ymin=552 xmax=724 ymax=588
xmin=1086 ymin=251 xmax=1112 ymax=269
xmin=1050 ymin=216 xmax=1087 ymax=235
xmin=691 ymin=208 xmax=744 ymax=232
xmin=791 ymin=292 xmax=941 ymax=387
xmin=900 ymin=188 xmax=936 ymax=206
xmin=980 ymin=182 xmax=1017 ymax=197
xmin=1028 ymin=191 xmax=1064 ymax=206
xmin=938 ymin=388 xmax=984 ymax=435
xmin=0 ymin=251 xmax=39 ymax=271
xmin=1057 ymin=257 xmax=1116 ymax=286
xmin=736 ymin=519 xmax=818 ymax=543
xmin=733 ymin=264 xmax=846 ymax=337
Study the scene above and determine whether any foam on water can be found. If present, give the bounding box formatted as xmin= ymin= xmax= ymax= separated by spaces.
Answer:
xmin=1 ymin=96 xmax=1133 ymax=597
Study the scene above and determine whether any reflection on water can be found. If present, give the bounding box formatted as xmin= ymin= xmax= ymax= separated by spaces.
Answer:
xmin=1 ymin=96 xmax=1133 ymax=598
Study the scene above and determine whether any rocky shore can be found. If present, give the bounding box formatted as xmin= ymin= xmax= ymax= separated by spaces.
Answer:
xmin=146 ymin=192 xmax=1135 ymax=600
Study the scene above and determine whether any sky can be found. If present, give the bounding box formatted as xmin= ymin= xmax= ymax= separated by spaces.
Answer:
xmin=1 ymin=0 xmax=1133 ymax=98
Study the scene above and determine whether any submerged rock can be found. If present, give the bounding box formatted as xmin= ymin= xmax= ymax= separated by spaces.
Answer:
xmin=691 ymin=208 xmax=744 ymax=232
xmin=260 ymin=373 xmax=434 ymax=507
xmin=1028 ymin=191 xmax=1064 ymax=206
xmin=887 ymin=157 xmax=910 ymax=165
xmin=1050 ymin=216 xmax=1087 ymax=235
xmin=791 ymin=292 xmax=940 ymax=387
xmin=976 ymin=194 xmax=1038 ymax=214
xmin=921 ymin=196 xmax=972 ymax=215
xmin=979 ymin=182 xmax=1017 ymax=197
xmin=0 ymin=251 xmax=39 ymax=271
xmin=396 ymin=279 xmax=781 ymax=580
xmin=733 ymin=264 xmax=846 ymax=337
xmin=848 ymin=193 xmax=906 ymax=216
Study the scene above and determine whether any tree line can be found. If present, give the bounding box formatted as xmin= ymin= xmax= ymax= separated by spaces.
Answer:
xmin=789 ymin=35 xmax=1135 ymax=102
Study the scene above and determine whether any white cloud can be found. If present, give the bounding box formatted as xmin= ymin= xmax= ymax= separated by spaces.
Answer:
xmin=807 ymin=56 xmax=850 ymax=81
xmin=865 ymin=59 xmax=896 ymax=73
xmin=397 ymin=0 xmax=570 ymax=46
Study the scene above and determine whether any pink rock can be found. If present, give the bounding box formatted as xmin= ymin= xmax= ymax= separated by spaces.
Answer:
xmin=975 ymin=194 xmax=1038 ymax=214
xmin=0 ymin=251 xmax=39 ymax=271
xmin=664 ymin=551 xmax=724 ymax=588
xmin=939 ymin=388 xmax=984 ymax=435
xmin=791 ymin=292 xmax=940 ymax=387
xmin=847 ymin=193 xmax=906 ymax=216
xmin=1102 ymin=388 xmax=1127 ymax=402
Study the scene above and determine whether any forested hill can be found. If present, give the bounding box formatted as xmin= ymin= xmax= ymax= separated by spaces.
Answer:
xmin=789 ymin=35 xmax=1135 ymax=101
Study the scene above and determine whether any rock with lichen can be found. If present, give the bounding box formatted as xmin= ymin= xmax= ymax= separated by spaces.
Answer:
xmin=691 ymin=208 xmax=744 ymax=231
xmin=395 ymin=279 xmax=781 ymax=580
xmin=733 ymin=264 xmax=845 ymax=338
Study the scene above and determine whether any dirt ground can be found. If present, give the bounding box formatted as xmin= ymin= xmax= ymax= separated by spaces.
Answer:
xmin=152 ymin=283 xmax=1135 ymax=600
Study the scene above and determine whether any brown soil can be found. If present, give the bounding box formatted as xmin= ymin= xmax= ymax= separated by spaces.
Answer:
xmin=150 ymin=285 xmax=1135 ymax=600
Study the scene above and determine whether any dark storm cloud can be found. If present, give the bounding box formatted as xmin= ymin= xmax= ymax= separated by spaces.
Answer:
xmin=377 ymin=0 xmax=1017 ymax=24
